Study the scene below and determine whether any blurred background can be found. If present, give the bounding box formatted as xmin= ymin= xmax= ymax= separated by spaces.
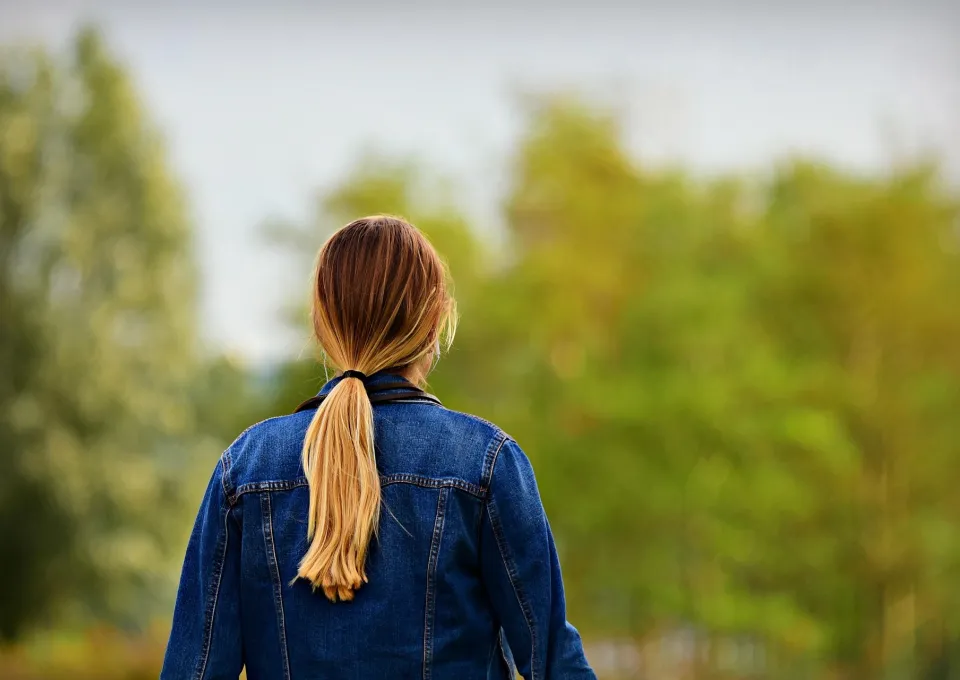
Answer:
xmin=1 ymin=2 xmax=959 ymax=678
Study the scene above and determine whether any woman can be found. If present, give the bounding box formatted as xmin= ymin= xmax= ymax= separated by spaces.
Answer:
xmin=162 ymin=216 xmax=596 ymax=679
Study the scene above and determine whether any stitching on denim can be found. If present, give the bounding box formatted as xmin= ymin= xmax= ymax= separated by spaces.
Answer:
xmin=487 ymin=496 xmax=539 ymax=680
xmin=220 ymin=451 xmax=234 ymax=505
xmin=477 ymin=435 xmax=509 ymax=541
xmin=236 ymin=475 xmax=485 ymax=499
xmin=195 ymin=502 xmax=231 ymax=680
xmin=261 ymin=493 xmax=292 ymax=680
xmin=236 ymin=478 xmax=310 ymax=498
xmin=422 ymin=486 xmax=449 ymax=680
xmin=381 ymin=474 xmax=484 ymax=498
xmin=479 ymin=433 xmax=509 ymax=493
xmin=221 ymin=413 xmax=300 ymax=497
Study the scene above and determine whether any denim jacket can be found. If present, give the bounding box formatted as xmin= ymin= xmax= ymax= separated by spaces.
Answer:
xmin=162 ymin=372 xmax=596 ymax=680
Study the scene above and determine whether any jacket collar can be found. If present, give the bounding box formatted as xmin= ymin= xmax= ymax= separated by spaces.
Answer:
xmin=316 ymin=370 xmax=413 ymax=398
xmin=293 ymin=370 xmax=440 ymax=414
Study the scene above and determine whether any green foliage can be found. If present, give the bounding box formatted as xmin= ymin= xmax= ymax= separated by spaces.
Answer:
xmin=267 ymin=97 xmax=960 ymax=678
xmin=0 ymin=28 xmax=199 ymax=637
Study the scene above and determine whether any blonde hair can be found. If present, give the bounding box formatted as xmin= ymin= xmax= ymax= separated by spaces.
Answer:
xmin=296 ymin=216 xmax=457 ymax=601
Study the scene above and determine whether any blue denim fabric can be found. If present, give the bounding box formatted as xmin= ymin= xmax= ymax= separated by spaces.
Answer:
xmin=162 ymin=372 xmax=596 ymax=680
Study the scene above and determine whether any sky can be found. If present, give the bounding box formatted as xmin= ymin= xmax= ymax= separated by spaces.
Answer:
xmin=2 ymin=2 xmax=958 ymax=363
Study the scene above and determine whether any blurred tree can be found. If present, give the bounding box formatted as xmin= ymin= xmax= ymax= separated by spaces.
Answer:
xmin=0 ymin=44 xmax=78 ymax=641
xmin=496 ymin=98 xmax=829 ymax=654
xmin=0 ymin=28 xmax=198 ymax=638
xmin=761 ymin=161 xmax=960 ymax=678
xmin=497 ymin=99 xmax=960 ymax=678
xmin=265 ymin=96 xmax=960 ymax=679
xmin=191 ymin=355 xmax=273 ymax=446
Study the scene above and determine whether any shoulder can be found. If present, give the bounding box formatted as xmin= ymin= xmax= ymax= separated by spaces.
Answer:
xmin=219 ymin=411 xmax=314 ymax=494
xmin=431 ymin=406 xmax=521 ymax=491
xmin=431 ymin=409 xmax=539 ymax=492
xmin=426 ymin=409 xmax=540 ymax=510
xmin=372 ymin=402 xmax=516 ymax=492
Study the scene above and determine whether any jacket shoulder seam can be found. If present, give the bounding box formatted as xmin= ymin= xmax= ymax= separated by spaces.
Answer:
xmin=480 ymin=433 xmax=510 ymax=494
xmin=219 ymin=452 xmax=235 ymax=504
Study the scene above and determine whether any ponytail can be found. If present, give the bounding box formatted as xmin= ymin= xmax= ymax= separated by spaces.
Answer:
xmin=297 ymin=374 xmax=379 ymax=602
xmin=298 ymin=215 xmax=457 ymax=602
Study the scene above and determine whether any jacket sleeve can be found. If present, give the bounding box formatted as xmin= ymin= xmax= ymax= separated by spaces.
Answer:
xmin=161 ymin=456 xmax=243 ymax=680
xmin=480 ymin=438 xmax=596 ymax=680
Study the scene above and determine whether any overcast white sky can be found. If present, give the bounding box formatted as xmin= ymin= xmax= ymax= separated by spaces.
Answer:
xmin=2 ymin=2 xmax=958 ymax=363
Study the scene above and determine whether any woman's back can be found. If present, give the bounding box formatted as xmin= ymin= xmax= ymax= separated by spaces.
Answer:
xmin=161 ymin=217 xmax=595 ymax=679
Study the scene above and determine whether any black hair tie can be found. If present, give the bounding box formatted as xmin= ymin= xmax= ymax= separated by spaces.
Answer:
xmin=341 ymin=369 xmax=368 ymax=382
